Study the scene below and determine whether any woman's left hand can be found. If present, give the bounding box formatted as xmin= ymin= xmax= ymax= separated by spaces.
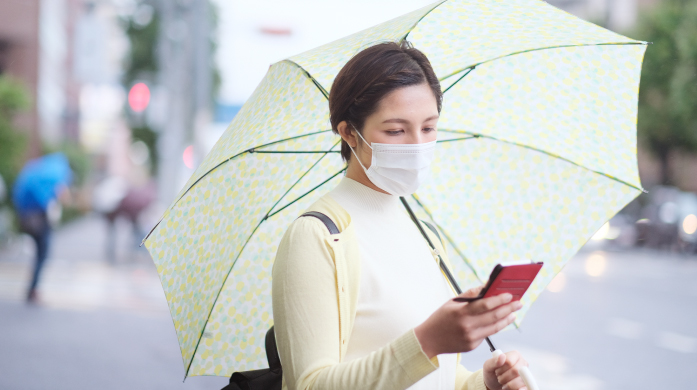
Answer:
xmin=483 ymin=350 xmax=529 ymax=390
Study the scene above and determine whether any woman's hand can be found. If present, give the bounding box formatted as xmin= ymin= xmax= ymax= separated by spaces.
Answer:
xmin=413 ymin=286 xmax=522 ymax=358
xmin=483 ymin=350 xmax=529 ymax=390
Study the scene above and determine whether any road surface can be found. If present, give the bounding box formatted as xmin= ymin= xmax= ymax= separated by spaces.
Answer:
xmin=1 ymin=215 xmax=695 ymax=389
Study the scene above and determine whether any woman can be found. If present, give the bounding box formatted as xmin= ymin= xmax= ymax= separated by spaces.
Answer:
xmin=272 ymin=41 xmax=529 ymax=390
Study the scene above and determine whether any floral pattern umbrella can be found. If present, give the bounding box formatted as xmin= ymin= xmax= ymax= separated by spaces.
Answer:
xmin=143 ymin=0 xmax=647 ymax=378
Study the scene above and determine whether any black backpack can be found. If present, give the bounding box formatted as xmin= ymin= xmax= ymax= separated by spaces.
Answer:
xmin=222 ymin=326 xmax=282 ymax=390
xmin=222 ymin=212 xmax=339 ymax=390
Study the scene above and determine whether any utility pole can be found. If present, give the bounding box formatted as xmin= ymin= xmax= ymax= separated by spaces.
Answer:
xmin=154 ymin=0 xmax=211 ymax=205
xmin=605 ymin=0 xmax=614 ymax=30
xmin=192 ymin=0 xmax=213 ymax=171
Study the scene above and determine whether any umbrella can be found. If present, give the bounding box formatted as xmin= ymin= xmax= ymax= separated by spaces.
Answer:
xmin=144 ymin=0 xmax=647 ymax=378
xmin=12 ymin=153 xmax=72 ymax=215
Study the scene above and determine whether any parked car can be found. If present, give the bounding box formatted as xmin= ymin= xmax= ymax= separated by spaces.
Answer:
xmin=676 ymin=191 xmax=697 ymax=253
xmin=632 ymin=186 xmax=697 ymax=254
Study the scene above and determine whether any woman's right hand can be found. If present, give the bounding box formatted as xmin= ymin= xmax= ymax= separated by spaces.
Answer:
xmin=414 ymin=287 xmax=523 ymax=358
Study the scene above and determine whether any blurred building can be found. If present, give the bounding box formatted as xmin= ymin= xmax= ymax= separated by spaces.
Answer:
xmin=549 ymin=0 xmax=661 ymax=32
xmin=0 ymin=0 xmax=127 ymax=158
xmin=0 ymin=0 xmax=44 ymax=157
xmin=0 ymin=0 xmax=85 ymax=155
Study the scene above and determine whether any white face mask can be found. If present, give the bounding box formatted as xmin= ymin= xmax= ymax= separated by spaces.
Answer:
xmin=349 ymin=126 xmax=437 ymax=196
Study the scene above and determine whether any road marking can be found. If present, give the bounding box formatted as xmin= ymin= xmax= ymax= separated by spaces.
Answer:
xmin=656 ymin=331 xmax=697 ymax=353
xmin=491 ymin=344 xmax=605 ymax=390
xmin=606 ymin=317 xmax=643 ymax=340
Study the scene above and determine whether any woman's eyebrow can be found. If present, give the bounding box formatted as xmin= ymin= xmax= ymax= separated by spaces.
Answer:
xmin=382 ymin=115 xmax=439 ymax=124
xmin=382 ymin=118 xmax=410 ymax=124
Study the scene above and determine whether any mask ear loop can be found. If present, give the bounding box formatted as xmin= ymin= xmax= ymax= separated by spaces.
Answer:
xmin=348 ymin=123 xmax=371 ymax=171
xmin=350 ymin=123 xmax=372 ymax=150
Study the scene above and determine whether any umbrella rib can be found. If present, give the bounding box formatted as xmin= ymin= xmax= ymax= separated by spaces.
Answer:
xmin=437 ymin=135 xmax=480 ymax=143
xmin=285 ymin=60 xmax=329 ymax=100
xmin=285 ymin=0 xmax=450 ymax=99
xmin=442 ymin=66 xmax=475 ymax=94
xmin=437 ymin=129 xmax=646 ymax=193
xmin=261 ymin=139 xmax=343 ymax=220
xmin=410 ymin=194 xmax=482 ymax=282
xmin=265 ymin=168 xmax=347 ymax=221
xmin=402 ymin=0 xmax=449 ymax=41
xmin=308 ymin=72 xmax=329 ymax=99
xmin=183 ymin=130 xmax=335 ymax=203
xmin=249 ymin=150 xmax=340 ymax=154
xmin=183 ymin=142 xmax=342 ymax=377
xmin=250 ymin=129 xmax=334 ymax=150
xmin=140 ymin=130 xmax=335 ymax=245
xmin=438 ymin=41 xmax=647 ymax=83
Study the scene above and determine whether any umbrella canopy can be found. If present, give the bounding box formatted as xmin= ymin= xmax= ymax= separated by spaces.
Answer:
xmin=12 ymin=153 xmax=72 ymax=214
xmin=144 ymin=0 xmax=647 ymax=377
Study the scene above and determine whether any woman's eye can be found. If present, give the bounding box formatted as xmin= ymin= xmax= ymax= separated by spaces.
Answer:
xmin=423 ymin=127 xmax=436 ymax=133
xmin=386 ymin=129 xmax=404 ymax=135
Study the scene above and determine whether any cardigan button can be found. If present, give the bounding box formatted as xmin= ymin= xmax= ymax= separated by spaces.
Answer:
xmin=342 ymin=339 xmax=346 ymax=345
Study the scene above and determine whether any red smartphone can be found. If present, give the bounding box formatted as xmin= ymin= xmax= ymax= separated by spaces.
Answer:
xmin=453 ymin=262 xmax=543 ymax=302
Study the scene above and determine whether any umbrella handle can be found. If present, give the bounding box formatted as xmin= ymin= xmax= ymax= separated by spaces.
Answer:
xmin=492 ymin=350 xmax=540 ymax=390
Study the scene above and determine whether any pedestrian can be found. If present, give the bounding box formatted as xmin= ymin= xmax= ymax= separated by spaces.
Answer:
xmin=93 ymin=177 xmax=155 ymax=263
xmin=272 ymin=41 xmax=529 ymax=390
xmin=12 ymin=153 xmax=72 ymax=303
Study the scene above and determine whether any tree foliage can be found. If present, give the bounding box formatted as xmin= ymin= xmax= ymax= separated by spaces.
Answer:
xmin=0 ymin=75 xmax=29 ymax=202
xmin=633 ymin=0 xmax=697 ymax=184
xmin=123 ymin=10 xmax=159 ymax=86
xmin=122 ymin=4 xmax=160 ymax=175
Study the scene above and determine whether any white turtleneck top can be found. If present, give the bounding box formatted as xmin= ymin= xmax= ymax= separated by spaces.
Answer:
xmin=327 ymin=177 xmax=457 ymax=390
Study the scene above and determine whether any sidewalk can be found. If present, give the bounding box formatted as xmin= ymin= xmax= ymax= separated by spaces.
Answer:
xmin=0 ymin=214 xmax=228 ymax=390
xmin=0 ymin=214 xmax=165 ymax=311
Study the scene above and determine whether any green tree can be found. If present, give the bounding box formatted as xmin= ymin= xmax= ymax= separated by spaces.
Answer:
xmin=0 ymin=75 xmax=29 ymax=203
xmin=122 ymin=5 xmax=160 ymax=175
xmin=121 ymin=2 xmax=220 ymax=175
xmin=633 ymin=0 xmax=697 ymax=185
xmin=122 ymin=7 xmax=159 ymax=86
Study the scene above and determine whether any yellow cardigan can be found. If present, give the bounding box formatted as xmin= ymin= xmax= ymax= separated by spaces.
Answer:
xmin=272 ymin=194 xmax=487 ymax=390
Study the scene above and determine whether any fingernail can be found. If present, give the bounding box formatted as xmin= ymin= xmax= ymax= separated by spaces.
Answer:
xmin=508 ymin=313 xmax=516 ymax=322
xmin=515 ymin=301 xmax=523 ymax=309
xmin=503 ymin=293 xmax=513 ymax=302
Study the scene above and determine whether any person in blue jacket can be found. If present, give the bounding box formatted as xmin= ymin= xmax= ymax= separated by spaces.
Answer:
xmin=12 ymin=153 xmax=72 ymax=302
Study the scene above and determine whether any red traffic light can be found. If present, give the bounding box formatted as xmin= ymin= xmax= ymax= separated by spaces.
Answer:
xmin=183 ymin=145 xmax=194 ymax=169
xmin=128 ymin=82 xmax=150 ymax=112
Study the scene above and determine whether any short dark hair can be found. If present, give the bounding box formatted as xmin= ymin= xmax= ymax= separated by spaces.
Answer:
xmin=328 ymin=40 xmax=442 ymax=162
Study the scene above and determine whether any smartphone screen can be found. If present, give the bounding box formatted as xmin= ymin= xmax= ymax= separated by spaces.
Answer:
xmin=453 ymin=262 xmax=543 ymax=302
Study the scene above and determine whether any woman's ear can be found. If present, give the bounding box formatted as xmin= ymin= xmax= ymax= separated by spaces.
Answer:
xmin=337 ymin=121 xmax=357 ymax=148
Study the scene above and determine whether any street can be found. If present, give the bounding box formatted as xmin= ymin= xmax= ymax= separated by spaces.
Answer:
xmin=461 ymin=245 xmax=697 ymax=389
xmin=1 ymin=215 xmax=696 ymax=390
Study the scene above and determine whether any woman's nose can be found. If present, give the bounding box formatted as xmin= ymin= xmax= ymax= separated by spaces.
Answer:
xmin=409 ymin=127 xmax=432 ymax=144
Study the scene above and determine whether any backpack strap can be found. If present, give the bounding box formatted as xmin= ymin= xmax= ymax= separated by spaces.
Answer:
xmin=266 ymin=327 xmax=281 ymax=373
xmin=254 ymin=212 xmax=338 ymax=378
xmin=299 ymin=211 xmax=340 ymax=234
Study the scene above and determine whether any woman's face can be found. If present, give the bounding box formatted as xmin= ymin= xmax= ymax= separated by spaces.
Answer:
xmin=339 ymin=82 xmax=439 ymax=169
